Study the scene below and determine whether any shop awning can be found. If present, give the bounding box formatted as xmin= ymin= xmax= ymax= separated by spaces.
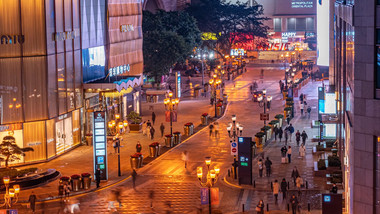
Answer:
xmin=145 ymin=89 xmax=170 ymax=95
xmin=84 ymin=75 xmax=142 ymax=92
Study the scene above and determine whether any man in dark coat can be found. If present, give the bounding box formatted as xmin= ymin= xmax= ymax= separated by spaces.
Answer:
xmin=264 ymin=157 xmax=272 ymax=177
xmin=95 ymin=168 xmax=101 ymax=188
xmin=281 ymin=178 xmax=288 ymax=199
xmin=152 ymin=112 xmax=156 ymax=125
xmin=29 ymin=191 xmax=37 ymax=213
xmin=290 ymin=194 xmax=299 ymax=214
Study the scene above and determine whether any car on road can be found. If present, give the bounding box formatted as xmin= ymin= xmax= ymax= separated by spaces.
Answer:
xmin=252 ymin=90 xmax=263 ymax=102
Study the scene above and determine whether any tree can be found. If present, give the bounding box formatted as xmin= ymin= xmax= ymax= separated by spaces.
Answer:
xmin=186 ymin=0 xmax=269 ymax=57
xmin=143 ymin=10 xmax=201 ymax=82
xmin=0 ymin=135 xmax=34 ymax=168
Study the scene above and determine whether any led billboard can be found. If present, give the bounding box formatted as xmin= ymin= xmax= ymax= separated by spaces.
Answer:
xmin=317 ymin=0 xmax=329 ymax=66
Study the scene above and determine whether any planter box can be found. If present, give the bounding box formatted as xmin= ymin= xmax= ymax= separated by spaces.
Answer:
xmin=71 ymin=178 xmax=81 ymax=192
xmin=216 ymin=106 xmax=223 ymax=117
xmin=82 ymin=176 xmax=91 ymax=190
xmin=165 ymin=136 xmax=174 ymax=147
xmin=173 ymin=133 xmax=181 ymax=145
xmin=201 ymin=116 xmax=209 ymax=126
xmin=129 ymin=123 xmax=142 ymax=132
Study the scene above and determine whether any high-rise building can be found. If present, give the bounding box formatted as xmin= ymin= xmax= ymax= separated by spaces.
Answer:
xmin=0 ymin=0 xmax=143 ymax=165
xmin=334 ymin=0 xmax=380 ymax=213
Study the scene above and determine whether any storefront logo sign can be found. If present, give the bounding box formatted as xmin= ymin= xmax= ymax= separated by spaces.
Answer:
xmin=53 ymin=30 xmax=79 ymax=41
xmin=27 ymin=142 xmax=42 ymax=146
xmin=0 ymin=124 xmax=22 ymax=132
xmin=256 ymin=43 xmax=291 ymax=51
xmin=120 ymin=24 xmax=134 ymax=32
xmin=109 ymin=64 xmax=130 ymax=77
xmin=58 ymin=114 xmax=68 ymax=120
xmin=47 ymin=138 xmax=55 ymax=143
xmin=0 ymin=35 xmax=25 ymax=45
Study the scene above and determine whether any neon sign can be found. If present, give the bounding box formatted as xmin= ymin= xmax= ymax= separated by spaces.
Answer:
xmin=256 ymin=43 xmax=291 ymax=51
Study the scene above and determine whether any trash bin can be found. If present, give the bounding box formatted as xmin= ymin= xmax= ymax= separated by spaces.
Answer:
xmin=149 ymin=142 xmax=160 ymax=157
xmin=130 ymin=155 xmax=140 ymax=169
xmin=71 ymin=175 xmax=81 ymax=192
xmin=81 ymin=173 xmax=92 ymax=190
xmin=184 ymin=123 xmax=193 ymax=136
xmin=165 ymin=135 xmax=174 ymax=147
xmin=201 ymin=114 xmax=209 ymax=125
xmin=173 ymin=132 xmax=181 ymax=145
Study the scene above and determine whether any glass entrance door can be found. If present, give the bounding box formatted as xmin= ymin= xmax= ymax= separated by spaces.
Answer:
xmin=56 ymin=120 xmax=65 ymax=155
xmin=64 ymin=117 xmax=73 ymax=151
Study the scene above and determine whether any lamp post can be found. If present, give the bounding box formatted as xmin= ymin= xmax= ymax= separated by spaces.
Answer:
xmin=197 ymin=157 xmax=220 ymax=214
xmin=209 ymin=74 xmax=222 ymax=118
xmin=164 ymin=92 xmax=179 ymax=136
xmin=258 ymin=89 xmax=272 ymax=126
xmin=1 ymin=176 xmax=20 ymax=208
xmin=227 ymin=115 xmax=243 ymax=179
xmin=113 ymin=120 xmax=128 ymax=177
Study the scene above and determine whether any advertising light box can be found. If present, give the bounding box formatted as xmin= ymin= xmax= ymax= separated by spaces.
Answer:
xmin=317 ymin=0 xmax=330 ymax=66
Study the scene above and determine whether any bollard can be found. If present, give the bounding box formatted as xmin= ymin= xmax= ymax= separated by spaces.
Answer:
xmin=271 ymin=182 xmax=273 ymax=190
xmin=242 ymin=204 xmax=245 ymax=212
xmin=253 ymin=180 xmax=256 ymax=188
xmin=267 ymin=203 xmax=269 ymax=211
xmin=287 ymin=204 xmax=290 ymax=212
xmin=228 ymin=169 xmax=230 ymax=177
xmin=306 ymin=180 xmax=309 ymax=189
xmin=308 ymin=203 xmax=311 ymax=211
xmin=288 ymin=181 xmax=290 ymax=189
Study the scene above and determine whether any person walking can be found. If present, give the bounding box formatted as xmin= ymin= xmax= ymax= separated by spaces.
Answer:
xmin=301 ymin=130 xmax=308 ymax=145
xmin=28 ymin=191 xmax=37 ymax=213
xmin=142 ymin=121 xmax=147 ymax=136
xmin=209 ymin=123 xmax=214 ymax=137
xmin=115 ymin=189 xmax=123 ymax=208
xmin=296 ymin=176 xmax=304 ymax=196
xmin=286 ymin=115 xmax=291 ymax=125
xmin=281 ymin=146 xmax=288 ymax=161
xmin=181 ymin=151 xmax=189 ymax=169
xmin=63 ymin=184 xmax=71 ymax=199
xmin=307 ymin=106 xmax=312 ymax=119
xmin=290 ymin=194 xmax=299 ymax=214
xmin=160 ymin=123 xmax=165 ymax=137
xmin=147 ymin=120 xmax=152 ymax=127
xmin=258 ymin=159 xmax=264 ymax=178
xmin=287 ymin=146 xmax=292 ymax=163
xmin=265 ymin=157 xmax=272 ymax=177
xmin=299 ymin=144 xmax=306 ymax=159
xmin=291 ymin=167 xmax=300 ymax=186
xmin=273 ymin=125 xmax=279 ymax=141
xmin=147 ymin=126 xmax=151 ymax=139
xmin=331 ymin=183 xmax=338 ymax=194
xmin=149 ymin=190 xmax=155 ymax=208
xmin=152 ymin=111 xmax=156 ymax=126
xmin=256 ymin=200 xmax=264 ymax=214
xmin=136 ymin=141 xmax=142 ymax=153
xmin=300 ymin=101 xmax=304 ymax=116
xmin=288 ymin=124 xmax=295 ymax=141
xmin=150 ymin=126 xmax=155 ymax=140
xmin=278 ymin=127 xmax=283 ymax=142
xmin=299 ymin=93 xmax=304 ymax=103
xmin=107 ymin=191 xmax=117 ymax=211
xmin=273 ymin=180 xmax=280 ymax=204
xmin=214 ymin=122 xmax=220 ymax=138
xmin=132 ymin=169 xmax=137 ymax=189
xmin=95 ymin=168 xmax=101 ymax=188
xmin=284 ymin=129 xmax=289 ymax=145
xmin=281 ymin=178 xmax=288 ymax=200
xmin=295 ymin=130 xmax=301 ymax=146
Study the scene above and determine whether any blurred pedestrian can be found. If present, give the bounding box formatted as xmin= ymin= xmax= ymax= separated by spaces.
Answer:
xmin=132 ymin=169 xmax=137 ymax=189
xmin=288 ymin=124 xmax=294 ymax=141
xmin=95 ymin=168 xmax=101 ymax=188
xmin=107 ymin=191 xmax=117 ymax=211
xmin=147 ymin=126 xmax=151 ymax=139
xmin=290 ymin=194 xmax=299 ymax=214
xmin=287 ymin=146 xmax=292 ymax=163
xmin=147 ymin=120 xmax=152 ymax=127
xmin=299 ymin=144 xmax=306 ymax=159
xmin=307 ymin=106 xmax=311 ymax=119
xmin=214 ymin=122 xmax=220 ymax=138
xmin=331 ymin=183 xmax=338 ymax=194
xmin=209 ymin=123 xmax=214 ymax=137
xmin=284 ymin=129 xmax=289 ymax=145
xmin=296 ymin=176 xmax=303 ymax=195
xmin=136 ymin=141 xmax=142 ymax=153
xmin=150 ymin=126 xmax=155 ymax=140
xmin=115 ymin=189 xmax=123 ymax=208
xmin=295 ymin=130 xmax=301 ymax=146
xmin=258 ymin=159 xmax=264 ymax=177
xmin=278 ymin=127 xmax=283 ymax=142
xmin=265 ymin=157 xmax=272 ymax=177
xmin=301 ymin=131 xmax=308 ymax=144
xmin=142 ymin=121 xmax=147 ymax=136
xmin=291 ymin=167 xmax=300 ymax=186
xmin=149 ymin=190 xmax=155 ymax=208
xmin=281 ymin=178 xmax=288 ymax=200
xmin=152 ymin=112 xmax=156 ymax=125
xmin=272 ymin=180 xmax=279 ymax=203
xmin=182 ymin=151 xmax=189 ymax=169
xmin=63 ymin=184 xmax=71 ymax=199
xmin=273 ymin=125 xmax=279 ymax=141
xmin=281 ymin=146 xmax=288 ymax=158
xmin=160 ymin=123 xmax=165 ymax=137
xmin=255 ymin=199 xmax=264 ymax=214
xmin=300 ymin=101 xmax=304 ymax=116
xmin=28 ymin=191 xmax=37 ymax=213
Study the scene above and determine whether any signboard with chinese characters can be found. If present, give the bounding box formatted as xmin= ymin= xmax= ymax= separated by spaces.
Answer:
xmin=176 ymin=72 xmax=181 ymax=98
xmin=93 ymin=111 xmax=108 ymax=180
xmin=238 ymin=137 xmax=252 ymax=185
xmin=109 ymin=64 xmax=130 ymax=77
xmin=120 ymin=24 xmax=134 ymax=32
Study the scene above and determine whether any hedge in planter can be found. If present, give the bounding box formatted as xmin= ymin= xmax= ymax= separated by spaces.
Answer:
xmin=255 ymin=132 xmax=265 ymax=138
xmin=328 ymin=156 xmax=341 ymax=167
xmin=286 ymin=98 xmax=293 ymax=102
xmin=261 ymin=126 xmax=271 ymax=132
xmin=269 ymin=120 xmax=279 ymax=125
xmin=318 ymin=159 xmax=327 ymax=170
xmin=274 ymin=114 xmax=284 ymax=119
xmin=284 ymin=107 xmax=292 ymax=111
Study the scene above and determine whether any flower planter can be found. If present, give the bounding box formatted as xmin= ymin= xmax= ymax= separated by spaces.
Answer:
xmin=129 ymin=123 xmax=142 ymax=133
xmin=201 ymin=114 xmax=209 ymax=126
xmin=59 ymin=176 xmax=70 ymax=185
xmin=223 ymin=94 xmax=228 ymax=104
xmin=81 ymin=173 xmax=92 ymax=190
xmin=149 ymin=145 xmax=158 ymax=157
xmin=130 ymin=153 xmax=143 ymax=169
xmin=165 ymin=135 xmax=174 ymax=147
xmin=216 ymin=106 xmax=223 ymax=117
xmin=184 ymin=123 xmax=194 ymax=136
xmin=71 ymin=175 xmax=81 ymax=192
xmin=173 ymin=132 xmax=181 ymax=145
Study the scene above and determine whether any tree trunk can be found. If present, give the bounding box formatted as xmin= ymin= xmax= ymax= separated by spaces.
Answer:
xmin=5 ymin=155 xmax=9 ymax=168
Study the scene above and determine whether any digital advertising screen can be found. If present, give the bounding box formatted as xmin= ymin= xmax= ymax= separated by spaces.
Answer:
xmin=317 ymin=0 xmax=330 ymax=66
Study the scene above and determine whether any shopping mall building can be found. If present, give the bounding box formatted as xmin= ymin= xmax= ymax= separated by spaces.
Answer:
xmin=0 ymin=0 xmax=143 ymax=165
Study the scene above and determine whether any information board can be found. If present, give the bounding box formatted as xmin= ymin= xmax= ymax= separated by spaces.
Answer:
xmin=93 ymin=111 xmax=108 ymax=180
xmin=238 ymin=137 xmax=252 ymax=185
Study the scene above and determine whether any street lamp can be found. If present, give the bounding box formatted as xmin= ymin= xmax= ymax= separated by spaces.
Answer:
xmin=164 ymin=92 xmax=179 ymax=135
xmin=113 ymin=120 xmax=128 ymax=177
xmin=209 ymin=74 xmax=222 ymax=118
xmin=227 ymin=115 xmax=243 ymax=180
xmin=1 ymin=176 xmax=20 ymax=208
xmin=197 ymin=157 xmax=220 ymax=214
xmin=259 ymin=89 xmax=272 ymax=126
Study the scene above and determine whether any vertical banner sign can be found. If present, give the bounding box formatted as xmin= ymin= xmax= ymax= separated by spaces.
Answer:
xmin=238 ymin=137 xmax=252 ymax=185
xmin=175 ymin=72 xmax=181 ymax=98
xmin=318 ymin=87 xmax=325 ymax=120
xmin=165 ymin=111 xmax=178 ymax=122
xmin=93 ymin=111 xmax=108 ymax=180
xmin=231 ymin=141 xmax=238 ymax=155
xmin=210 ymin=187 xmax=220 ymax=205
xmin=200 ymin=188 xmax=209 ymax=205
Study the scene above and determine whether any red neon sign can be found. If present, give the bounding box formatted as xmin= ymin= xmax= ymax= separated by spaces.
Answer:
xmin=256 ymin=43 xmax=291 ymax=51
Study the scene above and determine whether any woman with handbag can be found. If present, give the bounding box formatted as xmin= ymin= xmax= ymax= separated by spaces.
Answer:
xmin=256 ymin=199 xmax=264 ymax=214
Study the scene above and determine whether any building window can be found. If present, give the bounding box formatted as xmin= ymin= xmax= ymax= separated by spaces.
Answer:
xmin=274 ymin=18 xmax=282 ymax=32
xmin=287 ymin=18 xmax=296 ymax=31
xmin=296 ymin=18 xmax=306 ymax=31
xmin=306 ymin=18 xmax=315 ymax=31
